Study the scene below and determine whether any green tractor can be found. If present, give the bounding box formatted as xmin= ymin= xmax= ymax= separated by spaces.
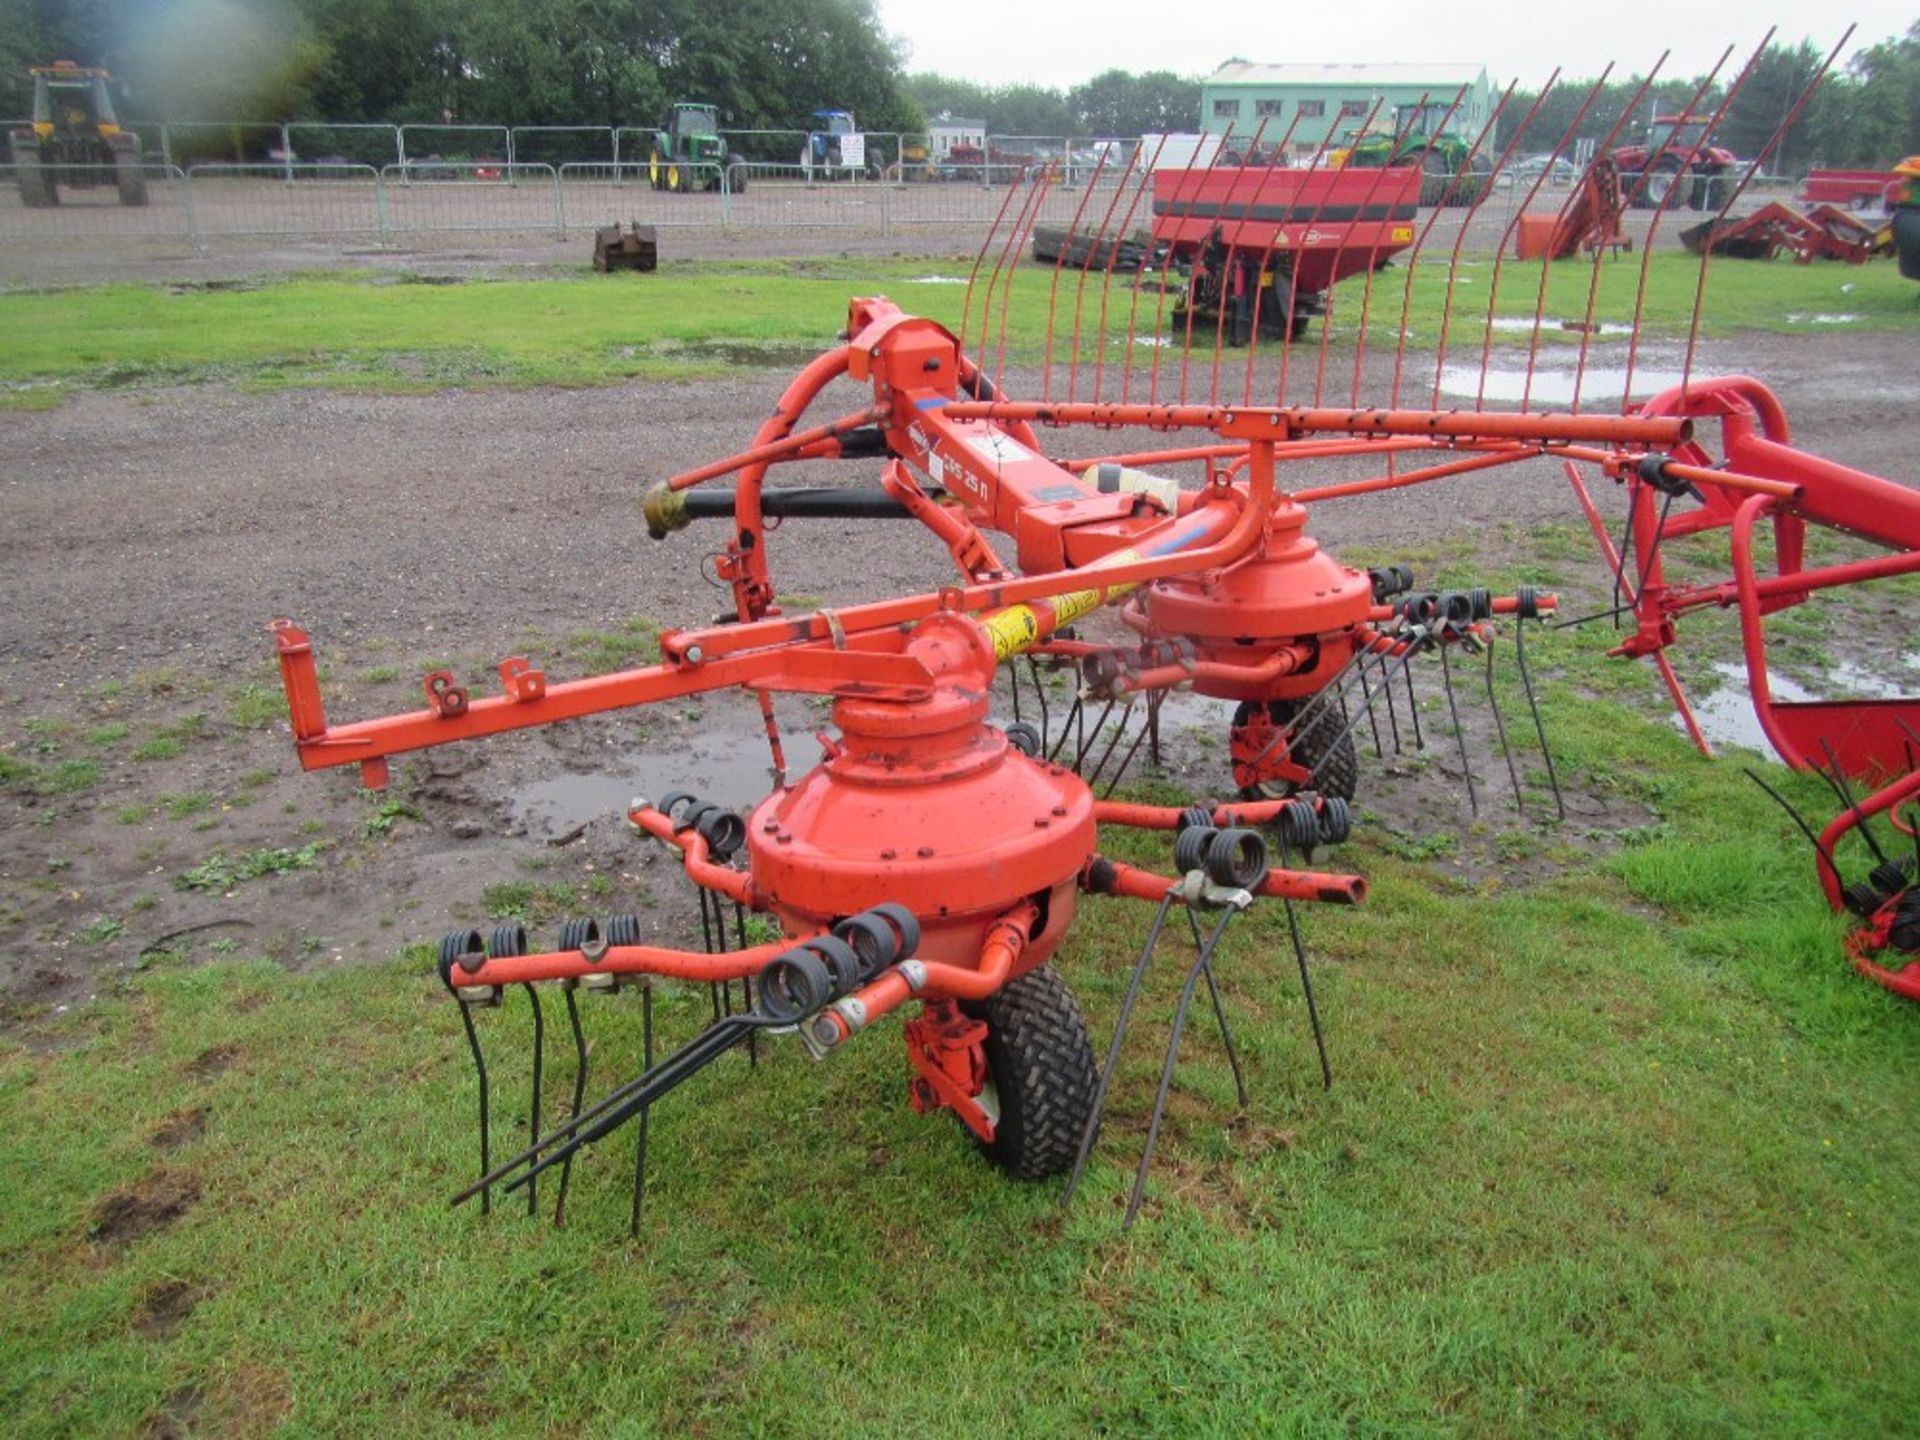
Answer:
xmin=1343 ymin=101 xmax=1488 ymax=208
xmin=645 ymin=102 xmax=746 ymax=193
xmin=9 ymin=61 xmax=147 ymax=207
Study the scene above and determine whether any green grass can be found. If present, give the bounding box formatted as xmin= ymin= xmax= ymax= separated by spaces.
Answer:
xmin=2 ymin=675 xmax=1915 ymax=1437
xmin=0 ymin=253 xmax=1911 ymax=405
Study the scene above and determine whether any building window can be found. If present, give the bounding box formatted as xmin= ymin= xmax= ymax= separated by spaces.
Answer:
xmin=1254 ymin=99 xmax=1282 ymax=117
xmin=1213 ymin=98 xmax=1240 ymax=119
xmin=1339 ymin=99 xmax=1368 ymax=117
xmin=1297 ymin=99 xmax=1324 ymax=118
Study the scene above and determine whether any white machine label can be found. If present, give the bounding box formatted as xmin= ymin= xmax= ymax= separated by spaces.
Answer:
xmin=841 ymin=134 xmax=866 ymax=167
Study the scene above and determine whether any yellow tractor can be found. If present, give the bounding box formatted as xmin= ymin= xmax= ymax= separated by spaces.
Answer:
xmin=9 ymin=61 xmax=147 ymax=207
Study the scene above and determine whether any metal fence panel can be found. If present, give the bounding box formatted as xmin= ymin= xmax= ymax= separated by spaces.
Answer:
xmin=161 ymin=121 xmax=284 ymax=168
xmin=0 ymin=163 xmax=193 ymax=242
xmin=380 ymin=162 xmax=562 ymax=236
xmin=721 ymin=162 xmax=890 ymax=230
xmin=186 ymin=163 xmax=382 ymax=238
xmin=285 ymin=123 xmax=401 ymax=170
xmin=510 ymin=126 xmax=616 ymax=167
xmin=397 ymin=125 xmax=510 ymax=167
xmin=557 ymin=162 xmax=727 ymax=231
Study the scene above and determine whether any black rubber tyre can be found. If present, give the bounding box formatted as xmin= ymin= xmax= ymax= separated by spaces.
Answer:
xmin=726 ymin=154 xmax=746 ymax=194
xmin=115 ymin=153 xmax=147 ymax=207
xmin=15 ymin=152 xmax=54 ymax=208
xmin=1232 ymin=697 xmax=1360 ymax=803
xmin=958 ymin=963 xmax=1098 ymax=1180
xmin=1643 ymin=159 xmax=1684 ymax=210
xmin=1895 ymin=207 xmax=1920 ymax=282
xmin=1418 ymin=150 xmax=1450 ymax=208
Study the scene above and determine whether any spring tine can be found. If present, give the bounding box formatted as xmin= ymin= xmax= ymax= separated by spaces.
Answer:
xmin=553 ymin=986 xmax=589 ymax=1226
xmin=1124 ymin=907 xmax=1237 ymax=1229
xmin=1400 ymin=642 xmax=1425 ymax=750
xmin=732 ymin=901 xmax=759 ymax=1068
xmin=1063 ymin=890 xmax=1178 ymax=1209
xmin=1045 ymin=692 xmax=1083 ymax=765
xmin=1817 ymin=739 xmax=1891 ymax=866
xmin=1084 ymin=700 xmax=1137 ymax=787
xmin=523 ymin=984 xmax=545 ymax=1215
xmin=1743 ymin=768 xmax=1845 ymax=877
xmin=1437 ymin=641 xmax=1478 ymax=815
xmin=630 ymin=980 xmax=655 ymax=1237
xmin=1347 ymin=672 xmax=1384 ymax=762
xmin=1512 ymin=618 xmax=1565 ymax=821
xmin=1183 ymin=905 xmax=1249 ymax=1108
xmin=1305 ymin=643 xmax=1426 ymax=787
xmin=1147 ymin=686 xmax=1164 ymax=769
xmin=1483 ymin=640 xmax=1526 ymax=816
xmin=1098 ymin=713 xmax=1154 ymax=801
xmin=454 ymin=996 xmax=492 ymax=1216
xmin=1283 ymin=897 xmax=1333 ymax=1090
xmin=1028 ymin=656 xmax=1051 ymax=753
xmin=452 ymin=998 xmax=742 ymax=1207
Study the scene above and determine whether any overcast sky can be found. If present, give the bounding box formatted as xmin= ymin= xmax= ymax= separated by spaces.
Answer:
xmin=874 ymin=2 xmax=1912 ymax=90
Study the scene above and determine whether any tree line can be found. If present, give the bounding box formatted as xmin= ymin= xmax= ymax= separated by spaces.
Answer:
xmin=1 ymin=3 xmax=1911 ymax=170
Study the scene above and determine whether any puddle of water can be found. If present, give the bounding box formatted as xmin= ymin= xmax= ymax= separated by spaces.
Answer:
xmin=907 ymin=275 xmax=968 ymax=285
xmin=1486 ymin=316 xmax=1633 ymax=336
xmin=1676 ymin=660 xmax=1915 ymax=753
xmin=1438 ymin=365 xmax=1687 ymax=405
xmin=509 ymin=727 xmax=779 ymax=840
xmin=1785 ymin=312 xmax=1864 ymax=324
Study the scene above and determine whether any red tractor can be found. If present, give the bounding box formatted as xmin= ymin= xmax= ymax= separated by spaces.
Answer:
xmin=1611 ymin=112 xmax=1735 ymax=211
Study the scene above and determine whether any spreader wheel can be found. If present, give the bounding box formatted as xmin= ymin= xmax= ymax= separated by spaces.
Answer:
xmin=959 ymin=963 xmax=1098 ymax=1180
xmin=1230 ymin=698 xmax=1359 ymax=803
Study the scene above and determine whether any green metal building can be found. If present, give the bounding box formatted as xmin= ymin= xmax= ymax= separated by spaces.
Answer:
xmin=1200 ymin=63 xmax=1493 ymax=159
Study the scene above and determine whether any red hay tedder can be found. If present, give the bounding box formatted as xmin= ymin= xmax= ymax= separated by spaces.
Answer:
xmin=269 ymin=34 xmax=1919 ymax=1234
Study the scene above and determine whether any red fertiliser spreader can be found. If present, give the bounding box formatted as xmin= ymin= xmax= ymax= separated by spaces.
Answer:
xmin=1152 ymin=164 xmax=1421 ymax=344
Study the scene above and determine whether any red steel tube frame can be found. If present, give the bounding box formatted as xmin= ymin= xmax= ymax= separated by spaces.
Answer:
xmin=1093 ymin=857 xmax=1368 ymax=907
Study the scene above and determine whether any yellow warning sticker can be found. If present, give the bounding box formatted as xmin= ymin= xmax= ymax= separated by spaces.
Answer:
xmin=1392 ymin=226 xmax=1414 ymax=243
xmin=983 ymin=606 xmax=1040 ymax=661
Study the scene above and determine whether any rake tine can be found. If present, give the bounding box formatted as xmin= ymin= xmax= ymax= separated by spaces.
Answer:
xmin=1147 ymin=686 xmax=1164 ymax=769
xmin=454 ymin=995 xmax=492 ymax=1216
xmin=1400 ymin=640 xmax=1425 ymax=750
xmin=523 ymin=984 xmax=545 ymax=1216
xmin=1028 ymin=656 xmax=1051 ymax=753
xmin=1513 ymin=617 xmax=1565 ymax=820
xmin=1046 ymin=692 xmax=1084 ymax=766
xmin=1743 ymin=768 xmax=1845 ymax=878
xmin=1817 ymin=738 xmax=1891 ymax=867
xmin=1376 ymin=647 xmax=1404 ymax=754
xmin=630 ymin=980 xmax=655 ymax=1238
xmin=1063 ymin=890 xmax=1178 ymax=1209
xmin=1098 ymin=712 xmax=1154 ymax=800
xmin=1084 ymin=700 xmax=1138 ymax=789
xmin=553 ymin=986 xmax=589 ymax=1226
xmin=452 ymin=988 xmax=740 ymax=1207
xmin=1483 ymin=640 xmax=1526 ymax=816
xmin=1348 ymin=669 xmax=1384 ymax=761
xmin=1076 ymin=698 xmax=1114 ymax=771
xmin=1283 ymin=896 xmax=1333 ymax=1091
xmin=1306 ymin=642 xmax=1426 ymax=788
xmin=1437 ymin=641 xmax=1479 ymax=815
xmin=1183 ymin=905 xmax=1248 ymax=1108
xmin=733 ymin=901 xmax=758 ymax=1069
xmin=1124 ymin=907 xmax=1236 ymax=1229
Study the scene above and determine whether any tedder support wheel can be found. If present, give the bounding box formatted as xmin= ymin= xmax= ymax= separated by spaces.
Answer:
xmin=1231 ymin=698 xmax=1360 ymax=803
xmin=958 ymin=963 xmax=1098 ymax=1180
